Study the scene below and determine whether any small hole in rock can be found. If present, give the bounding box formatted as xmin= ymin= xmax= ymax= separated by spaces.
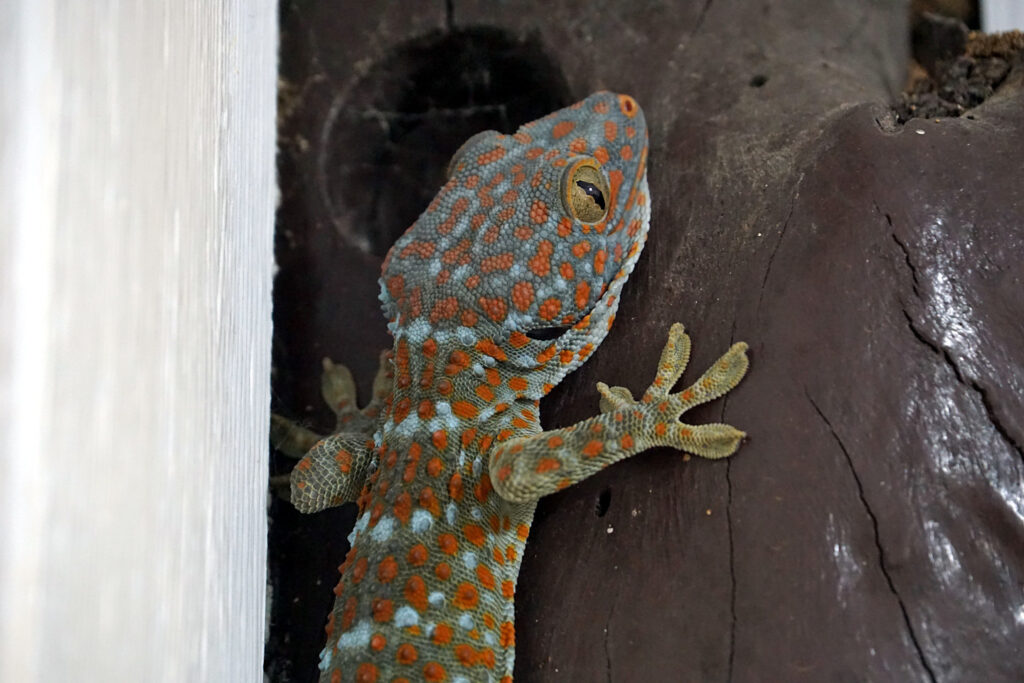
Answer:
xmin=749 ymin=74 xmax=768 ymax=87
xmin=321 ymin=27 xmax=572 ymax=255
xmin=595 ymin=488 xmax=612 ymax=517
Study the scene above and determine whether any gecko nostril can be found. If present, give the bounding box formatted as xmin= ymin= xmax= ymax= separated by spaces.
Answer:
xmin=595 ymin=488 xmax=612 ymax=517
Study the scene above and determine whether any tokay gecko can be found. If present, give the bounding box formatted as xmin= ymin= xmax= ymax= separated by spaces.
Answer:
xmin=273 ymin=92 xmax=750 ymax=682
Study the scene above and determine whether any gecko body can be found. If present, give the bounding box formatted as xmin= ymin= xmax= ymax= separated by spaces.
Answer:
xmin=277 ymin=92 xmax=750 ymax=682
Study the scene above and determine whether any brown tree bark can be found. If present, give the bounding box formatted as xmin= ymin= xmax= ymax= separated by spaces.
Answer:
xmin=269 ymin=2 xmax=1024 ymax=680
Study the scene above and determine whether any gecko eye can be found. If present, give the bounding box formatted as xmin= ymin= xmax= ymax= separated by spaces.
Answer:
xmin=446 ymin=130 xmax=501 ymax=179
xmin=561 ymin=159 xmax=609 ymax=224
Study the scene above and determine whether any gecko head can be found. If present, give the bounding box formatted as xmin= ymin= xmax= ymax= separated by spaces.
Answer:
xmin=380 ymin=92 xmax=650 ymax=397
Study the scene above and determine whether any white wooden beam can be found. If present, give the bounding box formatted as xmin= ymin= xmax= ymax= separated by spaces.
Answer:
xmin=0 ymin=2 xmax=276 ymax=680
xmin=982 ymin=0 xmax=1024 ymax=31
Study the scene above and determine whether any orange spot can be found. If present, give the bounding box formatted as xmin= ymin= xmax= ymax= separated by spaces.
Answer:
xmin=604 ymin=120 xmax=618 ymax=141
xmin=500 ymin=621 xmax=515 ymax=647
xmin=461 ymin=428 xmax=477 ymax=447
xmin=575 ymin=281 xmax=591 ymax=309
xmin=620 ymin=144 xmax=633 ymax=161
xmin=560 ymin=262 xmax=575 ymax=279
xmin=352 ymin=556 xmax=368 ymax=583
xmin=423 ymin=662 xmax=447 ymax=682
xmin=392 ymin=397 xmax=412 ymax=424
xmin=404 ymin=575 xmax=429 ymax=611
xmin=455 ymin=644 xmax=477 ymax=666
xmin=478 ymin=297 xmax=508 ymax=322
xmin=446 ymin=349 xmax=470 ymax=375
xmin=475 ymin=384 xmax=495 ymax=402
xmin=559 ymin=349 xmax=575 ymax=364
xmin=594 ymin=249 xmax=607 ymax=274
xmin=620 ymin=434 xmax=635 ymax=449
xmin=474 ymin=474 xmax=493 ymax=503
xmin=432 ymin=623 xmax=453 ymax=644
xmin=394 ymin=492 xmax=412 ymax=524
xmin=463 ymin=524 xmax=486 ymax=547
xmin=485 ymin=367 xmax=501 ymax=385
xmin=454 ymin=582 xmax=480 ymax=610
xmin=514 ymin=224 xmax=533 ymax=240
xmin=341 ymin=595 xmax=358 ymax=630
xmin=552 ymin=120 xmax=575 ymax=138
xmin=508 ymin=376 xmax=528 ymax=392
xmin=594 ymin=146 xmax=610 ymax=164
xmin=480 ymin=252 xmax=514 ymax=273
xmin=583 ymin=440 xmax=604 ymax=457
xmin=461 ymin=309 xmax=479 ymax=327
xmin=433 ymin=430 xmax=448 ymax=450
xmin=435 ymin=562 xmax=452 ymax=581
xmin=378 ymin=556 xmax=399 ymax=583
xmin=372 ymin=597 xmax=394 ymax=622
xmin=529 ymin=239 xmax=553 ymax=276
xmin=408 ymin=544 xmax=428 ymax=566
xmin=655 ymin=422 xmax=667 ymax=436
xmin=419 ymin=487 xmax=441 ymax=517
xmin=516 ymin=523 xmax=530 ymax=540
xmin=509 ymin=330 xmax=530 ymax=348
xmin=356 ymin=662 xmax=379 ymax=683
xmin=475 ymin=338 xmax=507 ymax=361
xmin=370 ymin=633 xmax=387 ymax=651
xmin=426 ymin=457 xmax=443 ymax=477
xmin=438 ymin=533 xmax=458 ymax=555
xmin=418 ymin=400 xmax=435 ymax=419
xmin=536 ymin=458 xmax=560 ymax=473
xmin=397 ymin=643 xmax=418 ymax=665
xmin=477 ymin=146 xmax=506 ymax=165
xmin=536 ymin=345 xmax=556 ymax=364
xmin=511 ymin=281 xmax=535 ymax=311
xmin=448 ymin=473 xmax=463 ymax=501
xmin=538 ymin=298 xmax=562 ymax=321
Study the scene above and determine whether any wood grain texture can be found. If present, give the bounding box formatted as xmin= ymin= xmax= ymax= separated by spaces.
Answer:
xmin=0 ymin=2 xmax=276 ymax=680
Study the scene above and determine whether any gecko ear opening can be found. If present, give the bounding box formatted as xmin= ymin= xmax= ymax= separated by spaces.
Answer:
xmin=446 ymin=129 xmax=502 ymax=179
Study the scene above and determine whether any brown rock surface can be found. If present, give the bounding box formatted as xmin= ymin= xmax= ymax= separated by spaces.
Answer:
xmin=268 ymin=2 xmax=1024 ymax=681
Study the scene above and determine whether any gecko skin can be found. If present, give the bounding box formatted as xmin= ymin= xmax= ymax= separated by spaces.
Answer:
xmin=276 ymin=92 xmax=750 ymax=683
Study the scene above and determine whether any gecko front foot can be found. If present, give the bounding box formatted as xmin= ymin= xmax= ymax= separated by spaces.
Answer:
xmin=597 ymin=322 xmax=749 ymax=460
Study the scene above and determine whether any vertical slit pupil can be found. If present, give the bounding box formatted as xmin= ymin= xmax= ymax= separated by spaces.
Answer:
xmin=576 ymin=180 xmax=605 ymax=209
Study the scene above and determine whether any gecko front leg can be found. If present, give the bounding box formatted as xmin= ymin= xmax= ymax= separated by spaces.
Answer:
xmin=490 ymin=323 xmax=749 ymax=503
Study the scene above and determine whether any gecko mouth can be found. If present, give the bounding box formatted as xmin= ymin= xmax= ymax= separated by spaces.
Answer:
xmin=525 ymin=326 xmax=570 ymax=341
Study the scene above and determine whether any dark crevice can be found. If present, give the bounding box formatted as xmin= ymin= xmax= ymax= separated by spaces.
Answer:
xmin=595 ymin=488 xmax=612 ymax=517
xmin=445 ymin=0 xmax=454 ymax=31
xmin=757 ymin=196 xmax=796 ymax=314
xmin=805 ymin=392 xmax=937 ymax=682
xmin=692 ymin=0 xmax=715 ymax=36
xmin=900 ymin=310 xmax=1024 ymax=466
xmin=604 ymin=592 xmax=616 ymax=683
xmin=886 ymin=228 xmax=1024 ymax=466
xmin=725 ymin=458 xmax=737 ymax=683
xmin=889 ymin=234 xmax=922 ymax=298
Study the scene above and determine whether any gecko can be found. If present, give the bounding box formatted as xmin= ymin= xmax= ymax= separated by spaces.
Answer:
xmin=272 ymin=91 xmax=750 ymax=683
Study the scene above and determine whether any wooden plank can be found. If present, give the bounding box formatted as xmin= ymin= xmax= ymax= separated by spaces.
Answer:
xmin=982 ymin=0 xmax=1024 ymax=31
xmin=0 ymin=2 xmax=276 ymax=680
